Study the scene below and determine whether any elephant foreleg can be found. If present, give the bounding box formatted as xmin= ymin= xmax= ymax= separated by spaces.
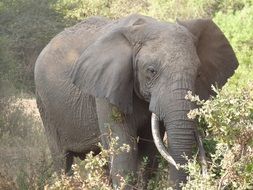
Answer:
xmin=137 ymin=122 xmax=164 ymax=188
xmin=46 ymin=139 xmax=66 ymax=173
xmin=96 ymin=98 xmax=138 ymax=189
xmin=65 ymin=151 xmax=74 ymax=174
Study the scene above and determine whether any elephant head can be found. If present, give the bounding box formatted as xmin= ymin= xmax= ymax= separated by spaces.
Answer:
xmin=71 ymin=15 xmax=238 ymax=188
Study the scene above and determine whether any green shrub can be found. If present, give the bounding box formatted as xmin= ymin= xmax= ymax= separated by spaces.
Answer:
xmin=182 ymin=83 xmax=253 ymax=189
xmin=146 ymin=0 xmax=214 ymax=21
xmin=45 ymin=137 xmax=131 ymax=190
xmin=0 ymin=0 xmax=67 ymax=92
xmin=54 ymin=0 xmax=149 ymax=20
xmin=54 ymin=0 xmax=215 ymax=21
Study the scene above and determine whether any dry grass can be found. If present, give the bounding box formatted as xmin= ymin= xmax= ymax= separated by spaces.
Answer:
xmin=0 ymin=95 xmax=52 ymax=189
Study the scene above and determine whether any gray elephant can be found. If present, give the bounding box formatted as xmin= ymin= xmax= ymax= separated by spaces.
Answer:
xmin=34 ymin=14 xmax=238 ymax=189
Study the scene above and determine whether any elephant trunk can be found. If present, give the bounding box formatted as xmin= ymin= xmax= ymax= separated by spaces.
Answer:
xmin=165 ymin=111 xmax=196 ymax=186
xmin=165 ymin=77 xmax=196 ymax=187
xmin=151 ymin=74 xmax=198 ymax=189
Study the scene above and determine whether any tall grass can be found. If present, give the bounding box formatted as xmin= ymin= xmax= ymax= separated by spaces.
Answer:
xmin=0 ymin=95 xmax=52 ymax=189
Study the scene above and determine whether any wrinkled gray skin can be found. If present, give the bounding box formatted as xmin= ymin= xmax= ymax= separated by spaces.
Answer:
xmin=34 ymin=14 xmax=238 ymax=189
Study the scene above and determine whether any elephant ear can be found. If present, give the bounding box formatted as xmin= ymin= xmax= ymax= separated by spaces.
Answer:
xmin=71 ymin=28 xmax=133 ymax=113
xmin=178 ymin=19 xmax=239 ymax=100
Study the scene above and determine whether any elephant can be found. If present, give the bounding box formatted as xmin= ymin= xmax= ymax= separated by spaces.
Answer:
xmin=34 ymin=14 xmax=238 ymax=189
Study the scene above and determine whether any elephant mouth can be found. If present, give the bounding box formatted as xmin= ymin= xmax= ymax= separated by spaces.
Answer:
xmin=151 ymin=113 xmax=207 ymax=174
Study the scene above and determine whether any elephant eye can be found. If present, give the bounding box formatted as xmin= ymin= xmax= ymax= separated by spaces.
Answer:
xmin=146 ymin=65 xmax=157 ymax=76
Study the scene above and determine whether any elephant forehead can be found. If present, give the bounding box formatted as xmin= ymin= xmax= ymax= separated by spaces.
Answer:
xmin=138 ymin=38 xmax=167 ymax=58
xmin=138 ymin=37 xmax=195 ymax=63
xmin=141 ymin=26 xmax=194 ymax=53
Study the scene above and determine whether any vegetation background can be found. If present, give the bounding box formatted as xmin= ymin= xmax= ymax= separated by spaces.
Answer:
xmin=0 ymin=0 xmax=252 ymax=189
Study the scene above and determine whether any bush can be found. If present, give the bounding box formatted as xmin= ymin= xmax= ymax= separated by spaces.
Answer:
xmin=55 ymin=0 xmax=215 ymax=21
xmin=54 ymin=0 xmax=149 ymax=20
xmin=0 ymin=95 xmax=52 ymax=190
xmin=0 ymin=0 xmax=67 ymax=92
xmin=182 ymin=83 xmax=253 ymax=189
xmin=45 ymin=137 xmax=130 ymax=190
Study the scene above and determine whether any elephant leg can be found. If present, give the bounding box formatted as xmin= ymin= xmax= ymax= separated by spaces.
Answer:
xmin=46 ymin=139 xmax=65 ymax=172
xmin=44 ymin=126 xmax=70 ymax=174
xmin=37 ymin=93 xmax=74 ymax=174
xmin=36 ymin=94 xmax=67 ymax=173
xmin=49 ymin=143 xmax=74 ymax=174
xmin=137 ymin=122 xmax=164 ymax=188
xmin=65 ymin=151 xmax=74 ymax=174
xmin=137 ymin=140 xmax=158 ymax=189
xmin=96 ymin=98 xmax=138 ymax=189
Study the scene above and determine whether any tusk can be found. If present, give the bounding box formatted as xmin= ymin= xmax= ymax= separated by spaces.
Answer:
xmin=151 ymin=113 xmax=179 ymax=170
xmin=195 ymin=130 xmax=208 ymax=176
